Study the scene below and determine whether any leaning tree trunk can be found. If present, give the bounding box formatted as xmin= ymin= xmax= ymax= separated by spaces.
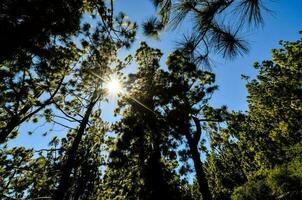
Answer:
xmin=0 ymin=102 xmax=50 ymax=143
xmin=185 ymin=116 xmax=212 ymax=200
xmin=53 ymin=91 xmax=98 ymax=200
xmin=0 ymin=77 xmax=63 ymax=143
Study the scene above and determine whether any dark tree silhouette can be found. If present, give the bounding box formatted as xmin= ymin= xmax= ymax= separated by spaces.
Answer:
xmin=0 ymin=0 xmax=83 ymax=63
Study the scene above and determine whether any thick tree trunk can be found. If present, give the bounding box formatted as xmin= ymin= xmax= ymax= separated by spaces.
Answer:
xmin=149 ymin=137 xmax=166 ymax=200
xmin=53 ymin=92 xmax=98 ymax=200
xmin=73 ymin=153 xmax=89 ymax=200
xmin=138 ymin=134 xmax=147 ymax=200
xmin=146 ymin=117 xmax=169 ymax=200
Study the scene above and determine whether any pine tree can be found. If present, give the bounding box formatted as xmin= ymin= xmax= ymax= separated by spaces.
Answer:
xmin=52 ymin=3 xmax=136 ymax=198
xmin=205 ymin=31 xmax=302 ymax=199
xmin=0 ymin=0 xmax=84 ymax=63
xmin=103 ymin=42 xmax=185 ymax=200
xmin=145 ymin=0 xmax=271 ymax=60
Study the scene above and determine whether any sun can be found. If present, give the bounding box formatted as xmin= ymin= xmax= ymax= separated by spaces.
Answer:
xmin=104 ymin=76 xmax=122 ymax=95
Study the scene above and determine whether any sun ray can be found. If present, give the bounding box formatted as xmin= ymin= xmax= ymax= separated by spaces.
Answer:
xmin=89 ymin=71 xmax=157 ymax=115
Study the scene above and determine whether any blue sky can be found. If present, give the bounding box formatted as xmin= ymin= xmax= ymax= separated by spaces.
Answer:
xmin=101 ymin=0 xmax=302 ymax=121
xmin=113 ymin=0 xmax=302 ymax=111
xmin=7 ymin=0 xmax=302 ymax=149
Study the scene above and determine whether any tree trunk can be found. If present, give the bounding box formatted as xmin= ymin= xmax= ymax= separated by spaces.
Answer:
xmin=187 ymin=138 xmax=212 ymax=200
xmin=149 ymin=136 xmax=166 ymax=200
xmin=53 ymin=92 xmax=98 ymax=200
xmin=185 ymin=116 xmax=212 ymax=200
xmin=146 ymin=116 xmax=169 ymax=200
xmin=0 ymin=118 xmax=19 ymax=143
xmin=0 ymin=78 xmax=63 ymax=143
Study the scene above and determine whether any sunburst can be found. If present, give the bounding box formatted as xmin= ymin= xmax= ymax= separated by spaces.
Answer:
xmin=104 ymin=76 xmax=122 ymax=95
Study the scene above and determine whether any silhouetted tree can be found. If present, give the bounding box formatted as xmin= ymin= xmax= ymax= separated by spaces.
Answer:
xmin=0 ymin=0 xmax=83 ymax=63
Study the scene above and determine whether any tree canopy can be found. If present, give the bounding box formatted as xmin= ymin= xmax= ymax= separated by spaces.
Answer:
xmin=0 ymin=1 xmax=301 ymax=200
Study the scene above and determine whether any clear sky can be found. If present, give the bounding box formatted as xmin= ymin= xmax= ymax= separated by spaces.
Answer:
xmin=113 ymin=0 xmax=302 ymax=111
xmin=7 ymin=0 xmax=302 ymax=149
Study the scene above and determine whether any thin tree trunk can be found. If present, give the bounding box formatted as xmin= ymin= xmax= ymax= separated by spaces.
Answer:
xmin=185 ymin=116 xmax=212 ymax=200
xmin=187 ymin=138 xmax=212 ymax=200
xmin=0 ymin=77 xmax=63 ymax=143
xmin=53 ymin=91 xmax=98 ymax=200
xmin=0 ymin=103 xmax=47 ymax=143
